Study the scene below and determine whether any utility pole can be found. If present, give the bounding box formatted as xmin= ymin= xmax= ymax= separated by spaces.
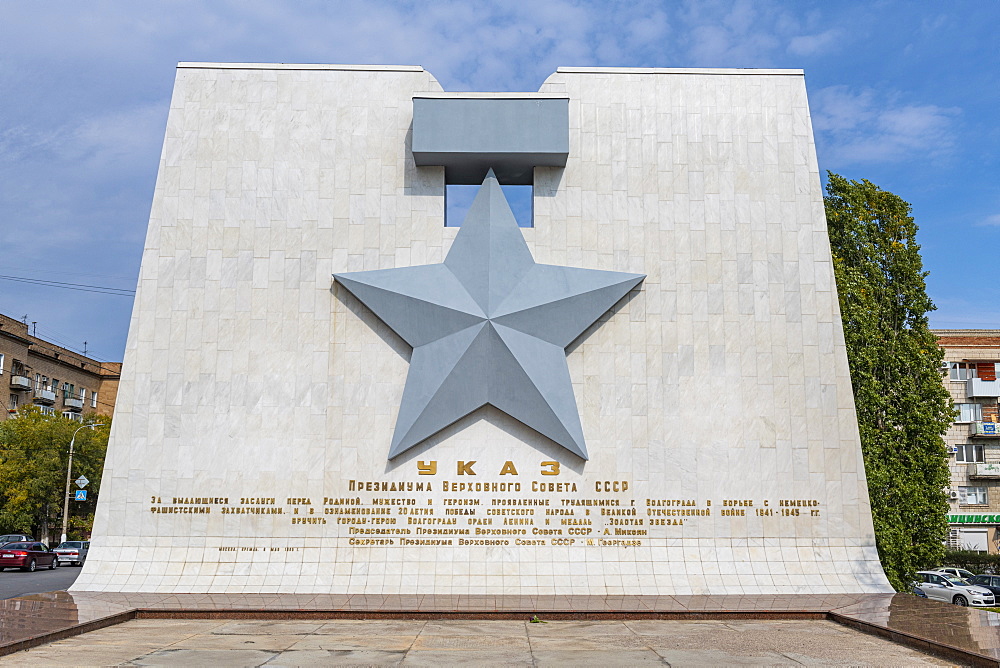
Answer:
xmin=61 ymin=422 xmax=104 ymax=544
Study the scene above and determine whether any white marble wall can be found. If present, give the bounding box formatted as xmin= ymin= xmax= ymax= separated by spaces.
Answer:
xmin=73 ymin=64 xmax=892 ymax=595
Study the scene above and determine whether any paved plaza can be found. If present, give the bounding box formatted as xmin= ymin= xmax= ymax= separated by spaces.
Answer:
xmin=1 ymin=618 xmax=949 ymax=666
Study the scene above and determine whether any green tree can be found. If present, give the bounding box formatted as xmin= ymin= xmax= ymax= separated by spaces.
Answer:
xmin=824 ymin=173 xmax=953 ymax=591
xmin=0 ymin=407 xmax=109 ymax=542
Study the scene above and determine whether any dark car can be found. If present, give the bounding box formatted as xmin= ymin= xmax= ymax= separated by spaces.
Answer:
xmin=53 ymin=541 xmax=89 ymax=566
xmin=967 ymin=574 xmax=1000 ymax=597
xmin=0 ymin=542 xmax=59 ymax=572
xmin=0 ymin=534 xmax=33 ymax=546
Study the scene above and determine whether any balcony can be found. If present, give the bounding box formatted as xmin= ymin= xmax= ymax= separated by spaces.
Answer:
xmin=62 ymin=395 xmax=84 ymax=411
xmin=33 ymin=389 xmax=56 ymax=406
xmin=9 ymin=375 xmax=31 ymax=391
xmin=967 ymin=378 xmax=1000 ymax=398
xmin=972 ymin=421 xmax=1000 ymax=437
xmin=968 ymin=463 xmax=1000 ymax=479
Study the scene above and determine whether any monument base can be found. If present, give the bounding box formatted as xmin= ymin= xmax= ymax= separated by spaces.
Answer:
xmin=81 ymin=63 xmax=892 ymax=597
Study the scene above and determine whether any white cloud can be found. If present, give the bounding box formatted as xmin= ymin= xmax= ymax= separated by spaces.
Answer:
xmin=812 ymin=85 xmax=960 ymax=164
xmin=627 ymin=11 xmax=671 ymax=45
xmin=978 ymin=214 xmax=1000 ymax=227
xmin=678 ymin=0 xmax=784 ymax=66
xmin=787 ymin=29 xmax=841 ymax=56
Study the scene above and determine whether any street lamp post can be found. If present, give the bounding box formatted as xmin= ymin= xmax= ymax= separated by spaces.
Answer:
xmin=61 ymin=423 xmax=104 ymax=544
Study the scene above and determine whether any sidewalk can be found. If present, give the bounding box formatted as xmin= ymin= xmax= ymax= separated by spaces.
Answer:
xmin=0 ymin=618 xmax=950 ymax=666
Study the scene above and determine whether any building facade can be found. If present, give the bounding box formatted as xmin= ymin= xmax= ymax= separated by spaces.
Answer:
xmin=0 ymin=313 xmax=121 ymax=422
xmin=935 ymin=329 xmax=1000 ymax=553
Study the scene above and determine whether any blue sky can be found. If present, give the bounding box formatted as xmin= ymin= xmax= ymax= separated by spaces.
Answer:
xmin=1 ymin=1 xmax=998 ymax=361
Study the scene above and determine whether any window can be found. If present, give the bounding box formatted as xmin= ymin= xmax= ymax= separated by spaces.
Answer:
xmin=445 ymin=184 xmax=533 ymax=228
xmin=0 ymin=353 xmax=4 ymax=374
xmin=956 ymin=403 xmax=982 ymax=422
xmin=956 ymin=443 xmax=985 ymax=463
xmin=955 ymin=528 xmax=990 ymax=552
xmin=39 ymin=406 xmax=55 ymax=416
xmin=81 ymin=389 xmax=87 ymax=405
xmin=9 ymin=394 xmax=17 ymax=409
xmin=959 ymin=486 xmax=988 ymax=505
xmin=91 ymin=391 xmax=98 ymax=408
xmin=62 ymin=411 xmax=82 ymax=422
xmin=950 ymin=362 xmax=979 ymax=381
xmin=34 ymin=374 xmax=41 ymax=391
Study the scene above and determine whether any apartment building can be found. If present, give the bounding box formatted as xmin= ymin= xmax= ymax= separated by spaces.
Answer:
xmin=0 ymin=313 xmax=120 ymax=422
xmin=935 ymin=329 xmax=1000 ymax=553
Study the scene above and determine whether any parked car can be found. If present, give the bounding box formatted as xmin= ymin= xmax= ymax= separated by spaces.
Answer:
xmin=53 ymin=541 xmax=89 ymax=566
xmin=932 ymin=566 xmax=976 ymax=582
xmin=0 ymin=542 xmax=59 ymax=572
xmin=915 ymin=571 xmax=995 ymax=607
xmin=966 ymin=574 xmax=1000 ymax=597
xmin=0 ymin=534 xmax=33 ymax=546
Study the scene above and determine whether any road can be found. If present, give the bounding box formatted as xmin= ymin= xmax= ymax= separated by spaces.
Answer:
xmin=0 ymin=563 xmax=81 ymax=599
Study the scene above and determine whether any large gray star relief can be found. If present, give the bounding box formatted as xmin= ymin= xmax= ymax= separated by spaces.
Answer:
xmin=334 ymin=171 xmax=644 ymax=460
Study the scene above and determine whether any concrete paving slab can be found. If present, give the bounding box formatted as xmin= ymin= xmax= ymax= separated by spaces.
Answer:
xmin=6 ymin=645 xmax=165 ymax=667
xmin=400 ymin=649 xmax=534 ymax=666
xmin=419 ymin=620 xmax=527 ymax=635
xmin=527 ymin=633 xmax=655 ymax=650
xmin=410 ymin=633 xmax=531 ymax=650
xmin=169 ymin=633 xmax=304 ymax=650
xmin=624 ymin=619 xmax=731 ymax=634
xmin=265 ymin=649 xmax=407 ymax=666
xmin=124 ymin=648 xmax=281 ymax=666
xmin=525 ymin=619 xmax=637 ymax=635
xmin=531 ymin=649 xmax=667 ymax=665
xmin=289 ymin=633 xmax=418 ymax=650
xmin=652 ymin=648 xmax=797 ymax=665
xmin=210 ymin=621 xmax=326 ymax=635
xmin=314 ymin=620 xmax=426 ymax=635
xmin=261 ymin=649 xmax=345 ymax=667
xmin=126 ymin=619 xmax=229 ymax=630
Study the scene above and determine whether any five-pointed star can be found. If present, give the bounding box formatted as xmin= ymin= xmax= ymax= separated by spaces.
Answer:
xmin=334 ymin=171 xmax=644 ymax=460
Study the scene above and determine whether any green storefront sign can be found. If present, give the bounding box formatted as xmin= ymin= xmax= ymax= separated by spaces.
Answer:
xmin=948 ymin=514 xmax=1000 ymax=524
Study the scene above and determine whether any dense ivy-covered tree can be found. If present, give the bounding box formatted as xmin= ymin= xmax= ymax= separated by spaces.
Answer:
xmin=0 ymin=407 xmax=109 ymax=542
xmin=824 ymin=173 xmax=953 ymax=591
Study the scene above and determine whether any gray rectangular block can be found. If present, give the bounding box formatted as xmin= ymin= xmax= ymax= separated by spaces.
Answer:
xmin=412 ymin=96 xmax=569 ymax=184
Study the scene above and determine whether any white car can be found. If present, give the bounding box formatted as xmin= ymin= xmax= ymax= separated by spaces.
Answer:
xmin=52 ymin=540 xmax=89 ymax=566
xmin=915 ymin=571 xmax=995 ymax=607
xmin=931 ymin=566 xmax=975 ymax=581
